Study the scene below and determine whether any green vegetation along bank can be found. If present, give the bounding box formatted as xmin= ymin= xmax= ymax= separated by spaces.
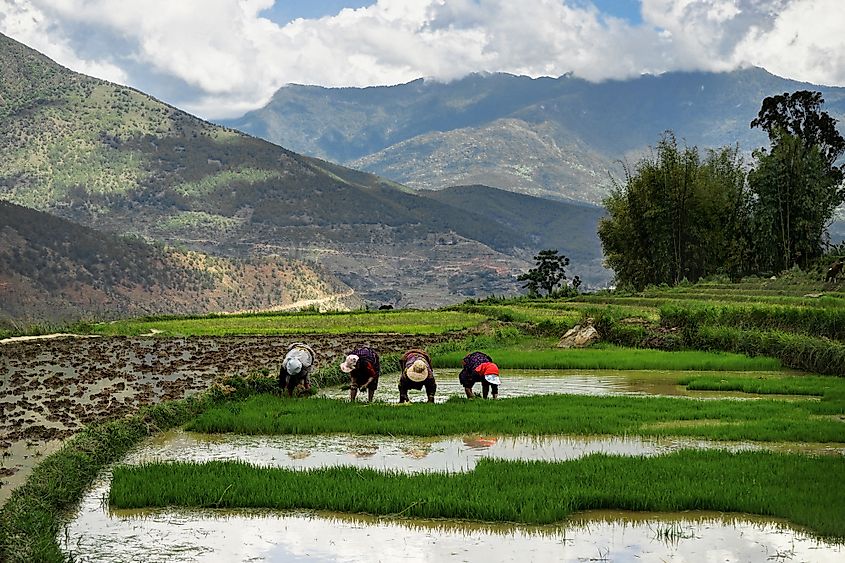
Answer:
xmin=110 ymin=451 xmax=845 ymax=539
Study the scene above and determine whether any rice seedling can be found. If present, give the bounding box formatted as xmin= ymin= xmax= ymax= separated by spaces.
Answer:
xmin=430 ymin=345 xmax=782 ymax=371
xmin=108 ymin=450 xmax=845 ymax=539
xmin=185 ymin=392 xmax=845 ymax=443
xmin=678 ymin=375 xmax=840 ymax=397
xmin=571 ymin=293 xmax=845 ymax=309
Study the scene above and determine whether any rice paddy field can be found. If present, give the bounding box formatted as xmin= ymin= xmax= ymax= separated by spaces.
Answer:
xmin=90 ymin=309 xmax=488 ymax=336
xmin=4 ymin=277 xmax=845 ymax=562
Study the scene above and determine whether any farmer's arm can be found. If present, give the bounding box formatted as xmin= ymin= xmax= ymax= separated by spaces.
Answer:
xmin=359 ymin=363 xmax=377 ymax=389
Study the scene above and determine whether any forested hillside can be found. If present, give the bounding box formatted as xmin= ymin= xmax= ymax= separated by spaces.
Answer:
xmin=0 ymin=201 xmax=358 ymax=327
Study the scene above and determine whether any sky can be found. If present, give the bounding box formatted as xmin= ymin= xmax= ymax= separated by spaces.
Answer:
xmin=1 ymin=0 xmax=843 ymax=119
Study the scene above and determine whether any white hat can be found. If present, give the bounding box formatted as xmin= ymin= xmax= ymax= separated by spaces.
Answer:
xmin=484 ymin=374 xmax=501 ymax=386
xmin=286 ymin=357 xmax=303 ymax=376
xmin=406 ymin=359 xmax=429 ymax=383
xmin=340 ymin=354 xmax=359 ymax=373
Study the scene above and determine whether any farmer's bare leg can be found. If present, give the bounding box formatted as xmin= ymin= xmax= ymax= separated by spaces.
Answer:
xmin=425 ymin=379 xmax=437 ymax=403
xmin=350 ymin=383 xmax=358 ymax=401
xmin=367 ymin=387 xmax=375 ymax=402
xmin=464 ymin=386 xmax=474 ymax=399
xmin=482 ymin=380 xmax=490 ymax=399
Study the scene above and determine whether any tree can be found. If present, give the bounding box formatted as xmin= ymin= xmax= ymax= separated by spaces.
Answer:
xmin=749 ymin=91 xmax=845 ymax=271
xmin=518 ymin=249 xmax=569 ymax=296
xmin=598 ymin=133 xmax=750 ymax=289
xmin=751 ymin=90 xmax=845 ymax=176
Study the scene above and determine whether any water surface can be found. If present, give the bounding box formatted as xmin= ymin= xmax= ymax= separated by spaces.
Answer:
xmin=319 ymin=369 xmax=817 ymax=403
xmin=126 ymin=431 xmax=844 ymax=473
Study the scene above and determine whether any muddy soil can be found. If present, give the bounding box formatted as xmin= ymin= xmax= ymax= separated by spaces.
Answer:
xmin=0 ymin=333 xmax=449 ymax=503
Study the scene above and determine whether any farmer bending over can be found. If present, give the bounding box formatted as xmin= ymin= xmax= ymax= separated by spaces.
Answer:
xmin=398 ymin=348 xmax=436 ymax=403
xmin=459 ymin=351 xmax=501 ymax=399
xmin=278 ymin=342 xmax=316 ymax=397
xmin=341 ymin=347 xmax=380 ymax=402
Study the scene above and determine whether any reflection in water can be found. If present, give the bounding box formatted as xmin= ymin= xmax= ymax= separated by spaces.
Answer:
xmin=462 ymin=436 xmax=499 ymax=450
xmin=127 ymin=431 xmax=844 ymax=474
xmin=317 ymin=369 xmax=819 ymax=403
xmin=348 ymin=440 xmax=379 ymax=459
xmin=62 ymin=476 xmax=844 ymax=562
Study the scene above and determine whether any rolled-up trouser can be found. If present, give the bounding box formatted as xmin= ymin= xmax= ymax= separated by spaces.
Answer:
xmin=398 ymin=377 xmax=436 ymax=402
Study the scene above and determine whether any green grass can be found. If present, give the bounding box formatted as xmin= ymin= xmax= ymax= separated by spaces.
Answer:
xmin=109 ymin=451 xmax=845 ymax=539
xmin=186 ymin=393 xmax=845 ymax=443
xmin=660 ymin=302 xmax=845 ymax=340
xmin=691 ymin=325 xmax=845 ymax=376
xmin=431 ymin=344 xmax=782 ymax=371
xmin=572 ymin=293 xmax=845 ymax=309
xmin=678 ymin=374 xmax=844 ymax=397
xmin=89 ymin=310 xmax=487 ymax=336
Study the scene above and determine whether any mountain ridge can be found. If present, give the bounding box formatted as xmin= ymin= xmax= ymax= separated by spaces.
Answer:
xmin=0 ymin=33 xmax=607 ymax=309
xmin=222 ymin=68 xmax=845 ymax=203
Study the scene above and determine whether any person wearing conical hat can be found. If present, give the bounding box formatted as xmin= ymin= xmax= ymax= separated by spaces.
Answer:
xmin=458 ymin=351 xmax=500 ymax=399
xmin=398 ymin=348 xmax=436 ymax=403
xmin=340 ymin=346 xmax=380 ymax=402
xmin=278 ymin=342 xmax=316 ymax=397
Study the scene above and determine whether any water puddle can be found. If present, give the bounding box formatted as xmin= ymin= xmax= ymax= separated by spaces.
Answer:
xmin=124 ymin=431 xmax=844 ymax=473
xmin=62 ymin=476 xmax=844 ymax=562
xmin=317 ymin=369 xmax=818 ymax=403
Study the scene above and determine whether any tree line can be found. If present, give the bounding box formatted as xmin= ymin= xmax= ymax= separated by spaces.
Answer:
xmin=598 ymin=91 xmax=845 ymax=289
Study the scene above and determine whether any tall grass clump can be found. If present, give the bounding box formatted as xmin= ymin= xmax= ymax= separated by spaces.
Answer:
xmin=660 ymin=302 xmax=845 ymax=341
xmin=691 ymin=326 xmax=845 ymax=376
xmin=109 ymin=451 xmax=845 ymax=539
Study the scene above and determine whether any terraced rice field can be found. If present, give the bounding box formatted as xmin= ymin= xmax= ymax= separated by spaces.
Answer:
xmin=61 ymin=358 xmax=845 ymax=561
xmin=5 ymin=277 xmax=845 ymax=562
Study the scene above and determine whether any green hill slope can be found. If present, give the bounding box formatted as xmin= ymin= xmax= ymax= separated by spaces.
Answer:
xmin=0 ymin=201 xmax=360 ymax=327
xmin=0 ymin=33 xmax=561 ymax=306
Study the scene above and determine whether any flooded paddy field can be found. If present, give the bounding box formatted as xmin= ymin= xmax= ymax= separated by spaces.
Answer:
xmin=318 ymin=369 xmax=817 ymax=403
xmin=0 ymin=333 xmax=449 ymax=503
xmin=7 ymin=333 xmax=843 ymax=561
xmin=127 ymin=430 xmax=845 ymax=472
xmin=63 ymin=474 xmax=844 ymax=562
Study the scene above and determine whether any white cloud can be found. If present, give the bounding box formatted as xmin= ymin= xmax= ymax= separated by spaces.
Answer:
xmin=0 ymin=0 xmax=128 ymax=83
xmin=0 ymin=0 xmax=843 ymax=119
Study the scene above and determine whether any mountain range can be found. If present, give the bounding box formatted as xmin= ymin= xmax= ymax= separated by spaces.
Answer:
xmin=223 ymin=69 xmax=845 ymax=204
xmin=0 ymin=33 xmax=608 ymax=320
